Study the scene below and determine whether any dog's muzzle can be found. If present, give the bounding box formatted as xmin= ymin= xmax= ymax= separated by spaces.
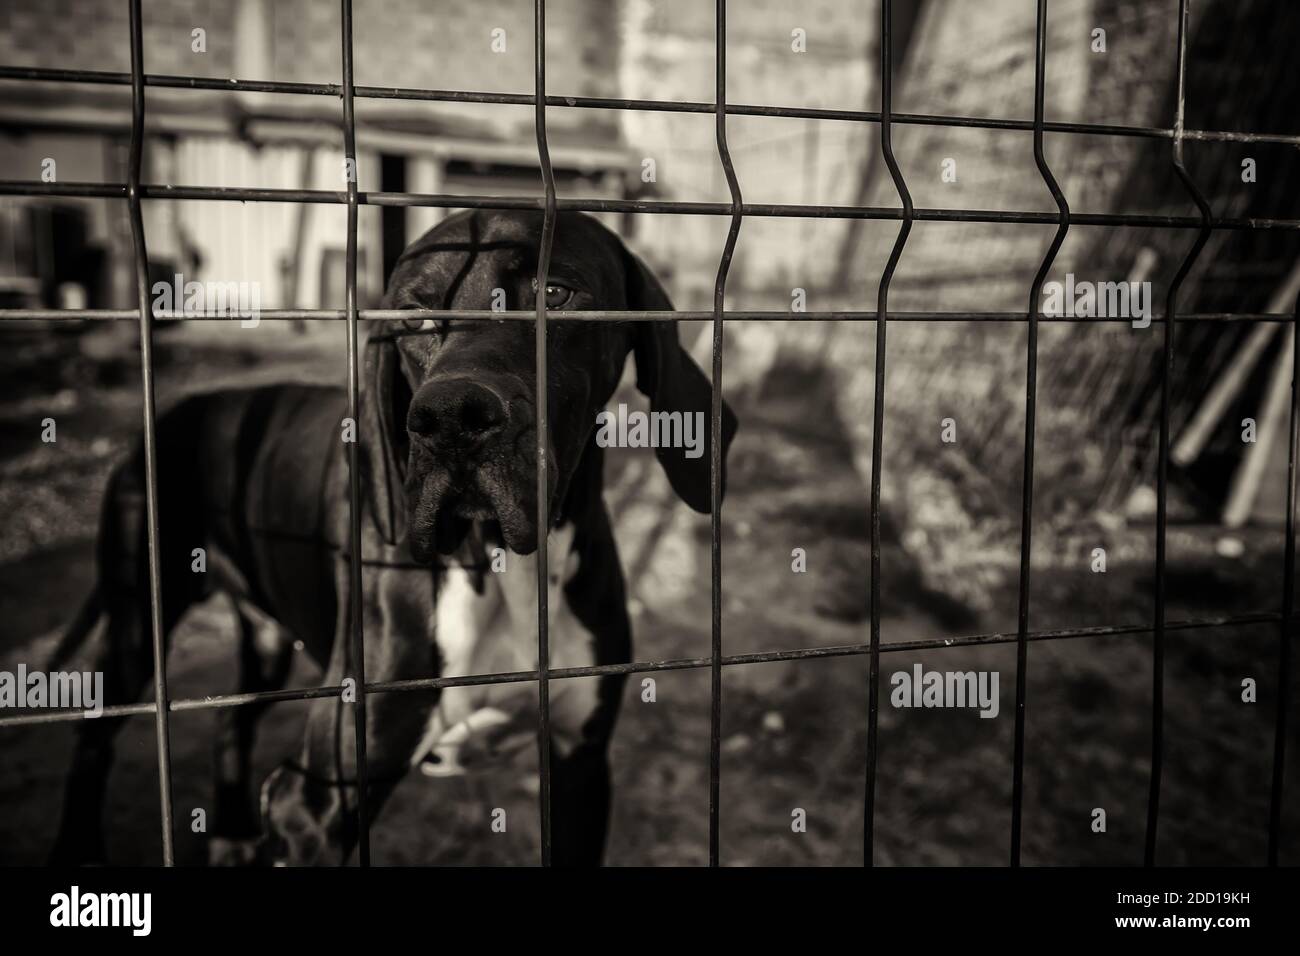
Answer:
xmin=407 ymin=377 xmax=509 ymax=453
xmin=404 ymin=375 xmax=544 ymax=557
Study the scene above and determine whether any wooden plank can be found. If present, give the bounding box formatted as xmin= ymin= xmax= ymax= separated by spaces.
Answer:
xmin=1173 ymin=257 xmax=1300 ymax=467
xmin=1224 ymin=325 xmax=1295 ymax=526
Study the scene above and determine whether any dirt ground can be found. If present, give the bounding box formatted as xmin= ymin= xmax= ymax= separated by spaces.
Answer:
xmin=1 ymin=320 xmax=1297 ymax=865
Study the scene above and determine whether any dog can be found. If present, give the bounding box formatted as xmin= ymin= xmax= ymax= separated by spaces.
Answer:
xmin=46 ymin=209 xmax=737 ymax=866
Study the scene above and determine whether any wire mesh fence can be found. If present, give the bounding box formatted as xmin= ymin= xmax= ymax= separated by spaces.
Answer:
xmin=0 ymin=0 xmax=1294 ymax=868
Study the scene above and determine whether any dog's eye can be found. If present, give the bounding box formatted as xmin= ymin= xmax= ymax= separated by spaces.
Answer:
xmin=543 ymin=285 xmax=572 ymax=309
xmin=531 ymin=279 xmax=574 ymax=309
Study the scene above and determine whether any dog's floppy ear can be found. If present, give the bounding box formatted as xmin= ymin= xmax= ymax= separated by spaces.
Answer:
xmin=360 ymin=322 xmax=413 ymax=545
xmin=625 ymin=248 xmax=738 ymax=513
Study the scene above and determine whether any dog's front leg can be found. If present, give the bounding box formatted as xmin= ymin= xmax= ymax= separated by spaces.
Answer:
xmin=210 ymin=600 xmax=294 ymax=865
xmin=526 ymin=517 xmax=633 ymax=867
xmin=261 ymin=557 xmax=438 ymax=865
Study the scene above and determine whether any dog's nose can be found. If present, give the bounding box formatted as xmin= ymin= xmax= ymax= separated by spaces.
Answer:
xmin=408 ymin=380 xmax=507 ymax=448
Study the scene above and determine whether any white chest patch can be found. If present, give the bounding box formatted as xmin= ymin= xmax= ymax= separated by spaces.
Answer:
xmin=414 ymin=523 xmax=602 ymax=775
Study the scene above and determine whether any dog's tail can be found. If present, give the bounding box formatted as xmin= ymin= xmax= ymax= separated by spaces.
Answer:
xmin=45 ymin=586 xmax=104 ymax=672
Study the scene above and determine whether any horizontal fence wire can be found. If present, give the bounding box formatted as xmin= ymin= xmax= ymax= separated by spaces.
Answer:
xmin=0 ymin=314 xmax=1289 ymax=329
xmin=1 ymin=611 xmax=1287 ymax=729
xmin=0 ymin=0 xmax=1293 ymax=868
xmin=3 ymin=181 xmax=1299 ymax=231
xmin=3 ymin=63 xmax=1299 ymax=147
xmin=0 ymin=310 xmax=1293 ymax=324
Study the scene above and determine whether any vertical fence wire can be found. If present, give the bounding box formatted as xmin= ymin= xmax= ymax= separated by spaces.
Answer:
xmin=709 ymin=0 xmax=743 ymax=868
xmin=1146 ymin=0 xmax=1213 ymax=867
xmin=533 ymin=0 xmax=557 ymax=867
xmin=1268 ymin=289 xmax=1299 ymax=866
xmin=1009 ymin=0 xmax=1072 ymax=867
xmin=125 ymin=0 xmax=176 ymax=867
xmin=340 ymin=0 xmax=372 ymax=867
xmin=865 ymin=0 xmax=914 ymax=867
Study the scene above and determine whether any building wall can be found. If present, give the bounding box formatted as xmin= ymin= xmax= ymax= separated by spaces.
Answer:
xmin=1 ymin=0 xmax=625 ymax=310
xmin=615 ymin=0 xmax=876 ymax=305
xmin=0 ymin=0 xmax=612 ymax=88
xmin=0 ymin=0 xmax=235 ymax=75
xmin=0 ymin=0 xmax=618 ymax=136
xmin=3 ymin=0 xmax=879 ymax=303
xmin=0 ymin=0 xmax=1217 ymax=314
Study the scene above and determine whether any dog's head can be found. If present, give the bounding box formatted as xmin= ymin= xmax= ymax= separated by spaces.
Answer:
xmin=363 ymin=209 xmax=737 ymax=559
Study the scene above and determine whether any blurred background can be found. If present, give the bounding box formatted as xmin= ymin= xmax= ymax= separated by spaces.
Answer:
xmin=1 ymin=0 xmax=1298 ymax=865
